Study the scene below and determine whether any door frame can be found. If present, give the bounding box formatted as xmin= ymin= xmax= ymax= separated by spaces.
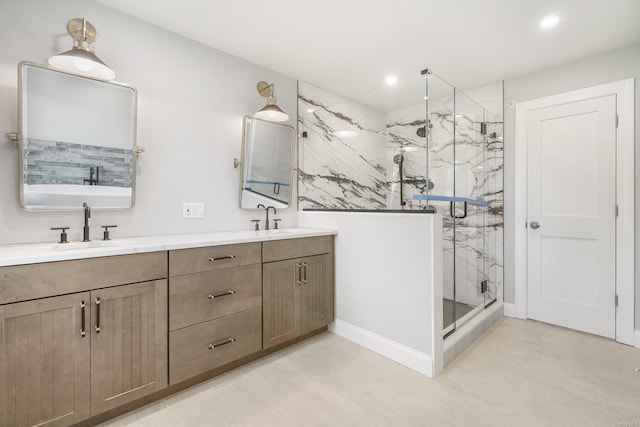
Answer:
xmin=513 ymin=79 xmax=635 ymax=345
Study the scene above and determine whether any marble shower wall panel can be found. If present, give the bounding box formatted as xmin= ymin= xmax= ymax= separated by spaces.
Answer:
xmin=298 ymin=81 xmax=389 ymax=209
xmin=386 ymin=104 xmax=428 ymax=209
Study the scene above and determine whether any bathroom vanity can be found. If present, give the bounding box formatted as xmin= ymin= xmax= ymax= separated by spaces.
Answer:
xmin=0 ymin=228 xmax=335 ymax=427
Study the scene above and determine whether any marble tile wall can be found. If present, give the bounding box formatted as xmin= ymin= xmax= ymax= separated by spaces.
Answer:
xmin=24 ymin=139 xmax=133 ymax=187
xmin=298 ymin=81 xmax=388 ymax=209
xmin=297 ymin=79 xmax=503 ymax=309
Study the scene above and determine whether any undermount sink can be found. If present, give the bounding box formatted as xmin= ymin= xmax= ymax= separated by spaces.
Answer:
xmin=256 ymin=229 xmax=292 ymax=236
xmin=52 ymin=239 xmax=135 ymax=251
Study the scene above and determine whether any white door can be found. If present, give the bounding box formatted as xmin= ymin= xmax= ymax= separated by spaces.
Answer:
xmin=526 ymin=94 xmax=617 ymax=338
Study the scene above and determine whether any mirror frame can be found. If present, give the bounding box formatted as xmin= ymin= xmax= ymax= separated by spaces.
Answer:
xmin=16 ymin=61 xmax=139 ymax=211
xmin=239 ymin=116 xmax=295 ymax=210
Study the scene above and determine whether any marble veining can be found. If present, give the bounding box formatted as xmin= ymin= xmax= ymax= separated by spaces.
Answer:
xmin=298 ymin=81 xmax=389 ymax=210
xmin=298 ymin=78 xmax=503 ymax=310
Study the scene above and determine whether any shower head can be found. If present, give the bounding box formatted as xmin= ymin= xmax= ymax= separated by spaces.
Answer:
xmin=393 ymin=153 xmax=404 ymax=165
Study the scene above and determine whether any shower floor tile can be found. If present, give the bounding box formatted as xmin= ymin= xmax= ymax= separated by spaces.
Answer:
xmin=443 ymin=297 xmax=476 ymax=328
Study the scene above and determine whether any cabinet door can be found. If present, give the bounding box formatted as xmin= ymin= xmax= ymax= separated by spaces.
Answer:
xmin=90 ymin=280 xmax=168 ymax=414
xmin=299 ymin=254 xmax=330 ymax=335
xmin=0 ymin=293 xmax=91 ymax=427
xmin=263 ymin=258 xmax=300 ymax=349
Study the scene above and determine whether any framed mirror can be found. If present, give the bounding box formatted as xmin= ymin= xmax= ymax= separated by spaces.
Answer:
xmin=240 ymin=116 xmax=295 ymax=209
xmin=17 ymin=62 xmax=138 ymax=210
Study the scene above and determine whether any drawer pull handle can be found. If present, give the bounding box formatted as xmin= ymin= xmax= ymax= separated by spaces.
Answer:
xmin=208 ymin=337 xmax=236 ymax=350
xmin=94 ymin=297 xmax=101 ymax=334
xmin=296 ymin=263 xmax=302 ymax=285
xmin=80 ymin=300 xmax=86 ymax=338
xmin=208 ymin=290 xmax=236 ymax=299
xmin=208 ymin=255 xmax=236 ymax=262
xmin=303 ymin=262 xmax=308 ymax=285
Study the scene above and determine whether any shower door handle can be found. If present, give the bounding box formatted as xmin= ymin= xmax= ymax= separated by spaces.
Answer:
xmin=449 ymin=201 xmax=468 ymax=219
xmin=530 ymin=221 xmax=540 ymax=229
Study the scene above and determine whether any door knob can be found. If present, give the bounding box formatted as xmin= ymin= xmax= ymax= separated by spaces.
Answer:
xmin=530 ymin=221 xmax=540 ymax=229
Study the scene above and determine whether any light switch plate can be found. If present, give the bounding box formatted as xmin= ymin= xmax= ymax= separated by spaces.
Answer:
xmin=183 ymin=202 xmax=205 ymax=218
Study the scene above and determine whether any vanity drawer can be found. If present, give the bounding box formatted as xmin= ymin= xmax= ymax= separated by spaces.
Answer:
xmin=0 ymin=252 xmax=168 ymax=305
xmin=169 ymin=242 xmax=261 ymax=276
xmin=169 ymin=264 xmax=262 ymax=331
xmin=262 ymin=236 xmax=333 ymax=262
xmin=169 ymin=307 xmax=262 ymax=384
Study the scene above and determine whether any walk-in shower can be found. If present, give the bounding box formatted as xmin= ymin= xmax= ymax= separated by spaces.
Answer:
xmin=297 ymin=72 xmax=503 ymax=371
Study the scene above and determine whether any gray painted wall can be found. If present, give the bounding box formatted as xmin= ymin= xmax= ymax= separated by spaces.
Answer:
xmin=0 ymin=0 xmax=298 ymax=245
xmin=503 ymin=43 xmax=640 ymax=329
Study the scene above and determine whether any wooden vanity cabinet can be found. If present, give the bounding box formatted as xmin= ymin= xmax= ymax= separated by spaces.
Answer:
xmin=262 ymin=236 xmax=334 ymax=349
xmin=168 ymin=243 xmax=263 ymax=384
xmin=0 ymin=253 xmax=168 ymax=427
xmin=0 ymin=292 xmax=91 ymax=427
xmin=0 ymin=234 xmax=335 ymax=426
xmin=90 ymin=279 xmax=168 ymax=415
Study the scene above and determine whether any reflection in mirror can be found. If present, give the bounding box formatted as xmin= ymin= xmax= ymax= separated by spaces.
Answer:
xmin=240 ymin=116 xmax=294 ymax=209
xmin=18 ymin=62 xmax=137 ymax=210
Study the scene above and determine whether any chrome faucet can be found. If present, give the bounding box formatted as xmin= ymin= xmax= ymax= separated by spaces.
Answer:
xmin=82 ymin=202 xmax=91 ymax=242
xmin=257 ymin=204 xmax=277 ymax=230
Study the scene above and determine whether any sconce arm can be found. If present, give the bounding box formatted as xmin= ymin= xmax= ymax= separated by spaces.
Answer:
xmin=5 ymin=132 xmax=19 ymax=147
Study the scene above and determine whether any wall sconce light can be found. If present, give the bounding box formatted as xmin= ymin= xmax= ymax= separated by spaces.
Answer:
xmin=254 ymin=81 xmax=289 ymax=122
xmin=48 ymin=18 xmax=116 ymax=81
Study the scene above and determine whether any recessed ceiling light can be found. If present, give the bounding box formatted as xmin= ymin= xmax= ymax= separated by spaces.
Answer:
xmin=385 ymin=75 xmax=398 ymax=86
xmin=306 ymin=108 xmax=314 ymax=113
xmin=539 ymin=14 xmax=560 ymax=30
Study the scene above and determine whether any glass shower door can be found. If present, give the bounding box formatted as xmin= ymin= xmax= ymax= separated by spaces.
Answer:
xmin=451 ymin=90 xmax=486 ymax=329
xmin=424 ymin=71 xmax=496 ymax=336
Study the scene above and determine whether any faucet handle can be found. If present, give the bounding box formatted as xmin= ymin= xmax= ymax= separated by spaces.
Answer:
xmin=251 ymin=219 xmax=260 ymax=231
xmin=273 ymin=219 xmax=281 ymax=230
xmin=51 ymin=227 xmax=70 ymax=244
xmin=101 ymin=225 xmax=117 ymax=241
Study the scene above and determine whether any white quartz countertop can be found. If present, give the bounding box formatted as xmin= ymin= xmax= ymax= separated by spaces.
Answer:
xmin=0 ymin=227 xmax=337 ymax=267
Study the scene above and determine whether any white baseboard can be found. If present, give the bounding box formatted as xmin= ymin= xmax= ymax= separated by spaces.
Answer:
xmin=635 ymin=330 xmax=640 ymax=348
xmin=503 ymin=302 xmax=515 ymax=318
xmin=329 ymin=319 xmax=433 ymax=378
xmin=503 ymin=302 xmax=527 ymax=319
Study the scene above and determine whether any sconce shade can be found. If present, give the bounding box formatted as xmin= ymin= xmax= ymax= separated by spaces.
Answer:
xmin=48 ymin=47 xmax=116 ymax=81
xmin=255 ymin=103 xmax=289 ymax=122
xmin=48 ymin=18 xmax=116 ymax=81
xmin=255 ymin=81 xmax=289 ymax=122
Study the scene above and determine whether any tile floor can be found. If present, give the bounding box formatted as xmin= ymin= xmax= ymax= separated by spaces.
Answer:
xmin=100 ymin=318 xmax=640 ymax=427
